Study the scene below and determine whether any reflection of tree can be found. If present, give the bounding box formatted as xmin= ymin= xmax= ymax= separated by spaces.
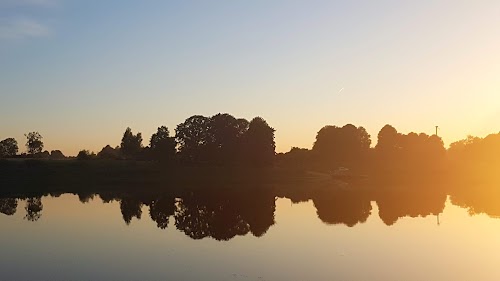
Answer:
xmin=174 ymin=189 xmax=275 ymax=240
xmin=240 ymin=190 xmax=276 ymax=237
xmin=0 ymin=198 xmax=18 ymax=216
xmin=376 ymin=189 xmax=446 ymax=225
xmin=78 ymin=192 xmax=95 ymax=204
xmin=120 ymin=198 xmax=142 ymax=225
xmin=449 ymin=184 xmax=500 ymax=218
xmin=312 ymin=190 xmax=372 ymax=227
xmin=25 ymin=197 xmax=43 ymax=221
xmin=99 ymin=193 xmax=117 ymax=203
xmin=174 ymin=193 xmax=248 ymax=240
xmin=149 ymin=196 xmax=175 ymax=229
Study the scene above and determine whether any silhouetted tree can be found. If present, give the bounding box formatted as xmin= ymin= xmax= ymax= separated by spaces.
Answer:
xmin=447 ymin=133 xmax=500 ymax=178
xmin=50 ymin=150 xmax=65 ymax=159
xmin=399 ymin=132 xmax=446 ymax=172
xmin=25 ymin=132 xmax=44 ymax=155
xmin=97 ymin=145 xmax=121 ymax=159
xmin=120 ymin=127 xmax=143 ymax=159
xmin=209 ymin=113 xmax=248 ymax=164
xmin=277 ymin=147 xmax=312 ymax=169
xmin=77 ymin=150 xmax=95 ymax=160
xmin=312 ymin=124 xmax=371 ymax=171
xmin=376 ymin=125 xmax=401 ymax=151
xmin=150 ymin=126 xmax=176 ymax=162
xmin=243 ymin=117 xmax=276 ymax=166
xmin=375 ymin=125 xmax=402 ymax=171
xmin=235 ymin=118 xmax=250 ymax=138
xmin=175 ymin=115 xmax=212 ymax=163
xmin=0 ymin=138 xmax=18 ymax=158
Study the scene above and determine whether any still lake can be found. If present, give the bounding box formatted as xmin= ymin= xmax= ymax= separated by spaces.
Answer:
xmin=1 ymin=185 xmax=500 ymax=281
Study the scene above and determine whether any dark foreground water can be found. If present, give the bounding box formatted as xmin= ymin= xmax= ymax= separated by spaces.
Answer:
xmin=1 ymin=185 xmax=500 ymax=281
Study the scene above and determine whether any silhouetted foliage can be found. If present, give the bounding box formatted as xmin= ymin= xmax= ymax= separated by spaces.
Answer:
xmin=277 ymin=147 xmax=312 ymax=169
xmin=243 ymin=117 xmax=276 ymax=166
xmin=25 ymin=132 xmax=44 ymax=155
xmin=150 ymin=126 xmax=176 ymax=162
xmin=209 ymin=113 xmax=244 ymax=164
xmin=447 ymin=133 xmax=500 ymax=179
xmin=50 ymin=150 xmax=65 ymax=159
xmin=0 ymin=138 xmax=18 ymax=158
xmin=175 ymin=115 xmax=212 ymax=163
xmin=120 ymin=127 xmax=143 ymax=159
xmin=313 ymin=124 xmax=371 ymax=171
xmin=77 ymin=150 xmax=95 ymax=160
xmin=174 ymin=114 xmax=272 ymax=166
xmin=373 ymin=125 xmax=446 ymax=174
xmin=97 ymin=145 xmax=121 ymax=160
xmin=376 ymin=125 xmax=400 ymax=152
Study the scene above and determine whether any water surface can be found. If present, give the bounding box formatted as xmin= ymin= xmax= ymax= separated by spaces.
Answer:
xmin=1 ymin=186 xmax=500 ymax=281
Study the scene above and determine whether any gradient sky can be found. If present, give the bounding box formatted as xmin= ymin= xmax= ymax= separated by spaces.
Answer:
xmin=1 ymin=1 xmax=499 ymax=156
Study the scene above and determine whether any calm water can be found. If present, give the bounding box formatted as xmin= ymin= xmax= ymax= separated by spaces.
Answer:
xmin=1 ymin=186 xmax=500 ymax=281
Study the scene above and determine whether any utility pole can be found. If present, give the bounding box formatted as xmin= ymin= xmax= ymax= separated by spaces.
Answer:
xmin=435 ymin=126 xmax=439 ymax=136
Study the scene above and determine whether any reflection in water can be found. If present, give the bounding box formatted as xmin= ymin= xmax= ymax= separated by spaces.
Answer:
xmin=173 ymin=189 xmax=275 ymax=241
xmin=3 ymin=180 xmax=500 ymax=240
xmin=450 ymin=183 xmax=500 ymax=218
xmin=149 ymin=196 xmax=175 ymax=229
xmin=0 ymin=198 xmax=18 ymax=216
xmin=376 ymin=189 xmax=447 ymax=225
xmin=120 ymin=198 xmax=143 ymax=225
xmin=25 ymin=197 xmax=43 ymax=222
xmin=312 ymin=190 xmax=372 ymax=227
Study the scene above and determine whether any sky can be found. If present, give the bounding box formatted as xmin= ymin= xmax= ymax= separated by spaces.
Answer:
xmin=1 ymin=1 xmax=499 ymax=156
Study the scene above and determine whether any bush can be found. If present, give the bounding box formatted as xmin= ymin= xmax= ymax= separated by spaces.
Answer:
xmin=77 ymin=150 xmax=96 ymax=161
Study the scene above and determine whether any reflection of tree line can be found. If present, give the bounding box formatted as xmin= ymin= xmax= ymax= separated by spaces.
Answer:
xmin=0 ymin=196 xmax=43 ymax=222
xmin=2 ymin=183 xmax=500 ymax=239
xmin=0 ymin=188 xmax=277 ymax=241
xmin=277 ymin=185 xmax=447 ymax=227
xmin=101 ymin=189 xmax=277 ymax=240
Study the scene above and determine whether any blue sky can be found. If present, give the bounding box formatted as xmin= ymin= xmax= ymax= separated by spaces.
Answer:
xmin=1 ymin=1 xmax=500 ymax=155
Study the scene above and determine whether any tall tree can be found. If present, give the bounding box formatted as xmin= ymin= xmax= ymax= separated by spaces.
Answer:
xmin=0 ymin=138 xmax=18 ymax=157
xmin=175 ymin=115 xmax=212 ymax=163
xmin=120 ymin=127 xmax=143 ymax=159
xmin=376 ymin=125 xmax=401 ymax=151
xmin=25 ymin=132 xmax=44 ymax=155
xmin=209 ymin=113 xmax=244 ymax=164
xmin=243 ymin=117 xmax=276 ymax=166
xmin=150 ymin=126 xmax=176 ymax=162
xmin=312 ymin=124 xmax=371 ymax=170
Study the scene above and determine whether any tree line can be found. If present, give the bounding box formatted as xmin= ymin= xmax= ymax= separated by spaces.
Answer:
xmin=2 ymin=116 xmax=500 ymax=174
xmin=0 ymin=113 xmax=276 ymax=167
xmin=278 ymin=123 xmax=500 ymax=176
